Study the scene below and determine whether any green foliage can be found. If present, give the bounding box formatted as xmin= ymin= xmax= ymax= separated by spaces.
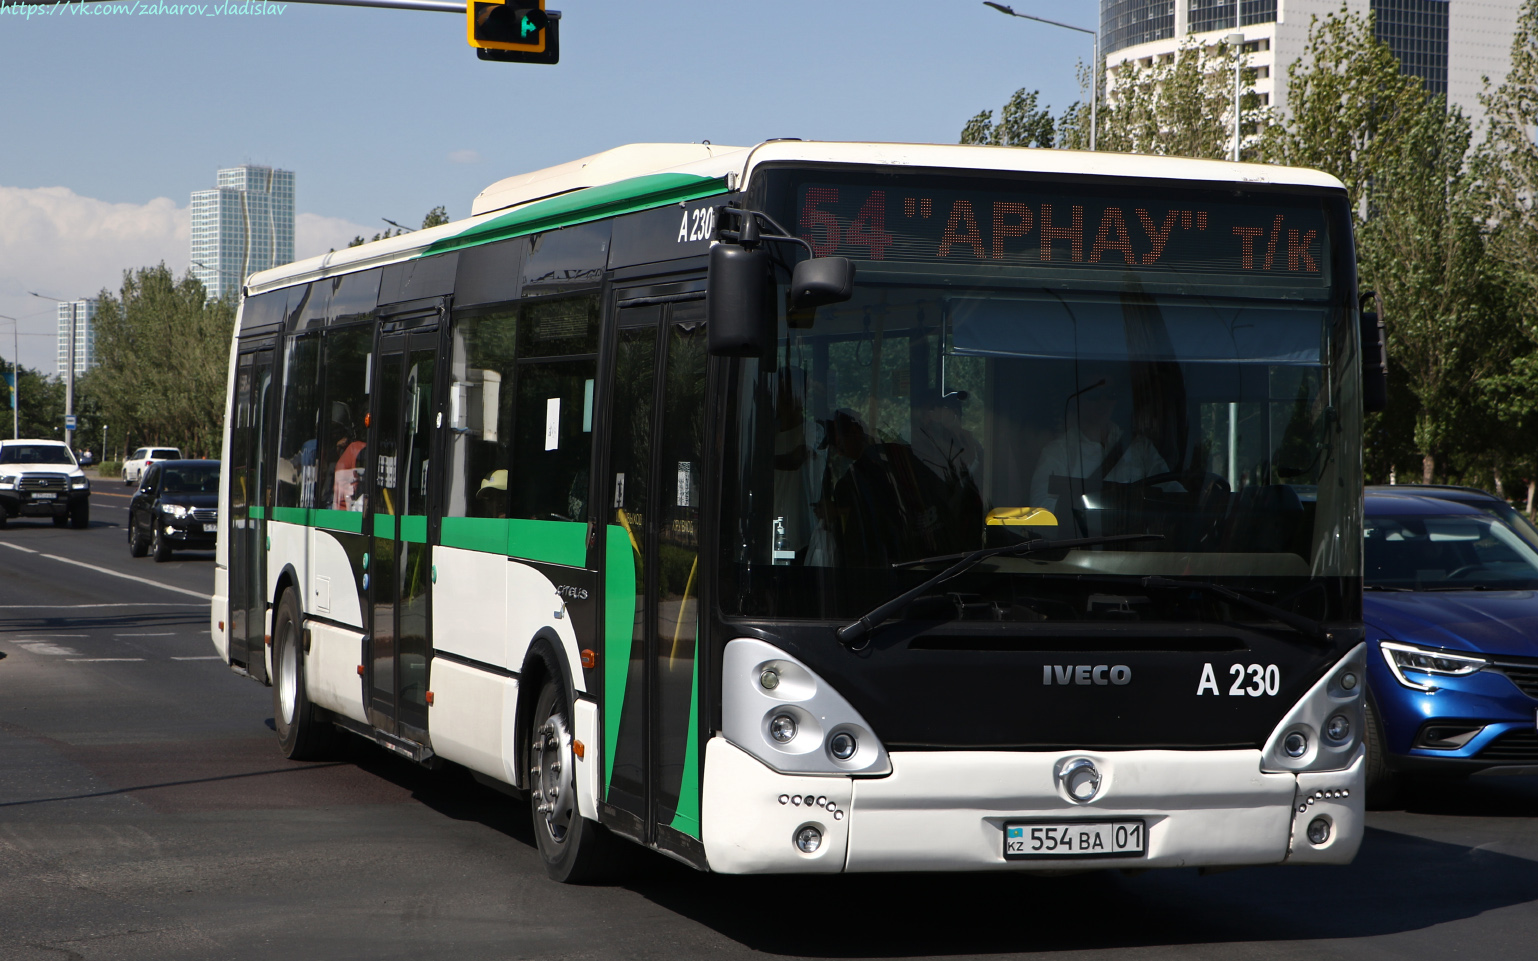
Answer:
xmin=3 ymin=363 xmax=65 ymax=440
xmin=1098 ymin=40 xmax=1267 ymax=159
xmin=82 ymin=264 xmax=235 ymax=459
xmin=347 ymin=206 xmax=451 ymax=248
xmin=961 ymin=88 xmax=1055 ymax=148
xmin=97 ymin=460 xmax=122 ymax=478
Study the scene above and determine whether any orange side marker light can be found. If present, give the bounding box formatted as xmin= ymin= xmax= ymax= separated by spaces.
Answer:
xmin=425 ymin=691 xmax=435 ymax=706
xmin=580 ymin=649 xmax=597 ymax=669
xmin=573 ymin=740 xmax=585 ymax=759
xmin=357 ymin=664 xmax=365 ymax=676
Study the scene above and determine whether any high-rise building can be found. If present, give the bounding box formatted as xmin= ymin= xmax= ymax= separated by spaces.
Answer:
xmin=56 ymin=299 xmax=97 ymax=378
xmin=190 ymin=165 xmax=295 ymax=301
xmin=1100 ymin=0 xmax=1522 ymax=140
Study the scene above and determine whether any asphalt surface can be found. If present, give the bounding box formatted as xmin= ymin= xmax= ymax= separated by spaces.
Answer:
xmin=2 ymin=480 xmax=1538 ymax=960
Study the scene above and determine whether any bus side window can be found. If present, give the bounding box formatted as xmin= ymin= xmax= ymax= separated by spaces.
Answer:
xmin=321 ymin=326 xmax=373 ymax=512
xmin=276 ymin=334 xmax=320 ymax=509
xmin=509 ymin=294 xmax=599 ymax=524
xmin=445 ymin=307 xmax=518 ymax=519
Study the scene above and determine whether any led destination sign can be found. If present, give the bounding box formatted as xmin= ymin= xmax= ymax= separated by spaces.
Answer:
xmin=794 ymin=183 xmax=1330 ymax=280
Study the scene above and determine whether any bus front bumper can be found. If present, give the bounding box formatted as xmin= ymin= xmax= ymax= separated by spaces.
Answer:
xmin=700 ymin=737 xmax=1363 ymax=874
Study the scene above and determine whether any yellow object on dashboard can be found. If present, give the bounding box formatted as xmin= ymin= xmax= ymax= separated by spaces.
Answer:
xmin=986 ymin=507 xmax=1058 ymax=526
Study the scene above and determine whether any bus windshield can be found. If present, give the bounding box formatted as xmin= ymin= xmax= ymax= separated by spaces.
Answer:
xmin=722 ymin=167 xmax=1360 ymax=625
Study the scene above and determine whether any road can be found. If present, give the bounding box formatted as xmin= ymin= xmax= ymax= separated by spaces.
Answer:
xmin=2 ymin=483 xmax=1538 ymax=960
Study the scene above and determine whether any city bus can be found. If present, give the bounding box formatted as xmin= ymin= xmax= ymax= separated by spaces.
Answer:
xmin=211 ymin=141 xmax=1377 ymax=881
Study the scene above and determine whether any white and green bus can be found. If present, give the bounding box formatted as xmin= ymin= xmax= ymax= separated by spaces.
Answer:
xmin=211 ymin=141 xmax=1381 ymax=880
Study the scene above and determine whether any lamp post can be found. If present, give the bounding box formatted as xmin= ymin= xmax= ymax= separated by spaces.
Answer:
xmin=984 ymin=2 xmax=1099 ymax=151
xmin=30 ymin=292 xmax=74 ymax=449
xmin=0 ymin=314 xmax=19 ymax=439
xmin=1229 ymin=0 xmax=1244 ymax=162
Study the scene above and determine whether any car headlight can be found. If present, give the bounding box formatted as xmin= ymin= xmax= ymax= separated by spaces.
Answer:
xmin=161 ymin=503 xmax=190 ymax=518
xmin=1379 ymin=640 xmax=1486 ymax=692
xmin=0 ymin=474 xmax=15 ymax=489
xmin=71 ymin=476 xmax=89 ymax=490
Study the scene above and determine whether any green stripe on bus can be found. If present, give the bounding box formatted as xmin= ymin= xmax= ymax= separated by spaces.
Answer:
xmin=667 ymin=647 xmax=702 ymax=840
xmin=439 ymin=516 xmax=587 ymax=567
xmin=250 ymin=506 xmax=265 ymax=520
xmin=603 ymin=523 xmax=637 ymax=797
xmin=441 ymin=516 xmax=509 ymax=553
xmin=271 ymin=506 xmax=308 ymax=525
xmin=507 ymin=518 xmax=586 ymax=567
xmin=372 ymin=514 xmax=397 ymax=538
xmin=314 ymin=509 xmax=365 ymax=534
xmin=420 ymin=173 xmax=729 ymax=258
xmin=400 ymin=515 xmax=428 ymax=544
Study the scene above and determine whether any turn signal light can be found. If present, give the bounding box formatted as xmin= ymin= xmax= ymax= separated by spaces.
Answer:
xmin=357 ymin=664 xmax=365 ymax=676
xmin=573 ymin=739 xmax=585 ymax=759
xmin=425 ymin=691 xmax=435 ymax=706
xmin=580 ymin=649 xmax=597 ymax=669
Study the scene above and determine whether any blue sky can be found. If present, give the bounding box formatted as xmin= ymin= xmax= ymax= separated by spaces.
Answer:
xmin=0 ymin=0 xmax=1101 ymax=371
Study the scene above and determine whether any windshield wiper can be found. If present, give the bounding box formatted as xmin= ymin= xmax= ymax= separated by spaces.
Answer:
xmin=835 ymin=533 xmax=1163 ymax=647
xmin=1364 ymin=584 xmax=1412 ymax=591
xmin=1136 ymin=575 xmax=1330 ymax=642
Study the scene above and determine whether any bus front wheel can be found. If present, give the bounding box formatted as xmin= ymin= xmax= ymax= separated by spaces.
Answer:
xmin=272 ymin=589 xmax=334 ymax=761
xmin=528 ymin=669 xmax=619 ymax=883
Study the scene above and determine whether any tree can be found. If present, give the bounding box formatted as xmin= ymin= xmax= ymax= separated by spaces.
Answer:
xmin=3 ymin=363 xmax=65 ymax=440
xmin=1096 ymin=39 xmax=1267 ymax=159
xmin=82 ymin=265 xmax=234 ymax=459
xmin=347 ymin=206 xmax=451 ymax=248
xmin=961 ymin=88 xmax=1055 ymax=147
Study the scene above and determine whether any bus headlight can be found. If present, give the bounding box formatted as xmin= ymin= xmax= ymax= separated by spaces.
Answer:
xmin=1261 ymin=643 xmax=1365 ymax=774
xmin=722 ymin=637 xmax=891 ymax=776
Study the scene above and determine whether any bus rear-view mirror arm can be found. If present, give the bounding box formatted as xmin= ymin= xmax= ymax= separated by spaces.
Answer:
xmin=708 ymin=206 xmax=856 ymax=357
xmin=1360 ymin=291 xmax=1387 ymax=414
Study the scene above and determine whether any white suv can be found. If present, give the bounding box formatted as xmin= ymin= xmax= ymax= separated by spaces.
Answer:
xmin=123 ymin=447 xmax=182 ymax=485
xmin=0 ymin=439 xmax=91 ymax=529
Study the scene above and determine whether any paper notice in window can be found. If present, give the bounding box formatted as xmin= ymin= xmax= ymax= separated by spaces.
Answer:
xmin=545 ymin=398 xmax=560 ymax=451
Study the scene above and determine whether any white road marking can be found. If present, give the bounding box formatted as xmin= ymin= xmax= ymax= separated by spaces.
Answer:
xmin=15 ymin=642 xmax=81 ymax=656
xmin=4 ymin=634 xmax=88 ymax=638
xmin=0 ymin=603 xmax=206 ymax=609
xmin=66 ymin=658 xmax=146 ymax=663
xmin=113 ymin=632 xmax=176 ymax=637
xmin=0 ymin=542 xmax=211 ymax=601
xmin=171 ymin=655 xmax=222 ymax=661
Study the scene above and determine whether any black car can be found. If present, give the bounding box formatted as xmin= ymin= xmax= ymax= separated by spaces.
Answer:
xmin=127 ymin=460 xmax=220 ymax=561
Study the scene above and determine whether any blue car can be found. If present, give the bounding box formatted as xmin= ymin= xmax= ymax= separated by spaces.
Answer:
xmin=1363 ymin=490 xmax=1538 ymax=804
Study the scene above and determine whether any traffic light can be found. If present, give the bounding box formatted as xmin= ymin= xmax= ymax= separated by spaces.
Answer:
xmin=469 ymin=1 xmax=560 ymax=64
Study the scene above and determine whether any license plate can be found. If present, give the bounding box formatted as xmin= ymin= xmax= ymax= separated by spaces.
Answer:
xmin=32 ymin=492 xmax=56 ymax=500
xmin=203 ymin=523 xmax=217 ymax=532
xmin=1005 ymin=820 xmax=1146 ymax=860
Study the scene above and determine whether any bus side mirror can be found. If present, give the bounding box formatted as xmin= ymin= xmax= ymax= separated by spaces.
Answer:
xmin=1361 ymin=310 xmax=1387 ymax=413
xmin=790 ymin=257 xmax=855 ymax=310
xmin=708 ymin=243 xmax=770 ymax=357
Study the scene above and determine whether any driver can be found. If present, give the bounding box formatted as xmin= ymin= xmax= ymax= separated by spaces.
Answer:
xmin=1029 ymin=373 xmax=1174 ymax=517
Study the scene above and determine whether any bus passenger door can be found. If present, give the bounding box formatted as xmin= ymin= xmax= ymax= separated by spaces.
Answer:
xmin=364 ymin=327 xmax=439 ymax=741
xmin=601 ymin=297 xmax=708 ymax=849
xmin=230 ymin=345 xmax=273 ymax=680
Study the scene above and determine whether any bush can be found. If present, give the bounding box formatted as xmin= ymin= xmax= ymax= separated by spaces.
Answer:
xmin=96 ymin=460 xmax=123 ymax=478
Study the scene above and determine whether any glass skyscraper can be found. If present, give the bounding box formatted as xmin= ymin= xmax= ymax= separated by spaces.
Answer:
xmin=55 ymin=299 xmax=97 ymax=378
xmin=190 ymin=165 xmax=295 ymax=302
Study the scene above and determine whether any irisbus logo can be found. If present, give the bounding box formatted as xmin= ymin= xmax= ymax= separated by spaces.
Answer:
xmin=1043 ymin=665 xmax=1132 ymax=686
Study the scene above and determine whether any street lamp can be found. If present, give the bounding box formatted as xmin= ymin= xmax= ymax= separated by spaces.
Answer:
xmin=30 ymin=291 xmax=75 ymax=449
xmin=0 ymin=314 xmax=20 ymax=439
xmin=1227 ymin=30 xmax=1244 ymax=162
xmin=984 ymin=2 xmax=1099 ymax=151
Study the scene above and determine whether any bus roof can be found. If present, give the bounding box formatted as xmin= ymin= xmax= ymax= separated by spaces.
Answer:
xmin=244 ymin=141 xmax=1347 ymax=297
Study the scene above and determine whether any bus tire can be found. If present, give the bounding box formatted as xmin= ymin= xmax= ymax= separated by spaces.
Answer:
xmin=272 ymin=589 xmax=333 ymax=761
xmin=528 ymin=670 xmax=617 ymax=883
xmin=1364 ymin=699 xmax=1401 ymax=809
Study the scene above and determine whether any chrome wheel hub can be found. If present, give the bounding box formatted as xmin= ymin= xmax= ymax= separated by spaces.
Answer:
xmin=531 ymin=711 xmax=576 ymax=844
xmin=278 ymin=625 xmax=298 ymax=725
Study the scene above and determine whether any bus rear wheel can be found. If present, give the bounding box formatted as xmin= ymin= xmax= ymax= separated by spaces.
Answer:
xmin=272 ymin=589 xmax=334 ymax=760
xmin=528 ymin=670 xmax=618 ymax=883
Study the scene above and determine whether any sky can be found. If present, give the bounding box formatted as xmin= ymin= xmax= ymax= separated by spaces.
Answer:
xmin=0 ymin=0 xmax=1103 ymax=373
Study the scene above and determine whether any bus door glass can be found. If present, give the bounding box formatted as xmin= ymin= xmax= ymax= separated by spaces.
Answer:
xmin=230 ymin=345 xmax=273 ymax=679
xmin=364 ymin=327 xmax=439 ymax=738
xmin=601 ymin=297 xmax=708 ymax=842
